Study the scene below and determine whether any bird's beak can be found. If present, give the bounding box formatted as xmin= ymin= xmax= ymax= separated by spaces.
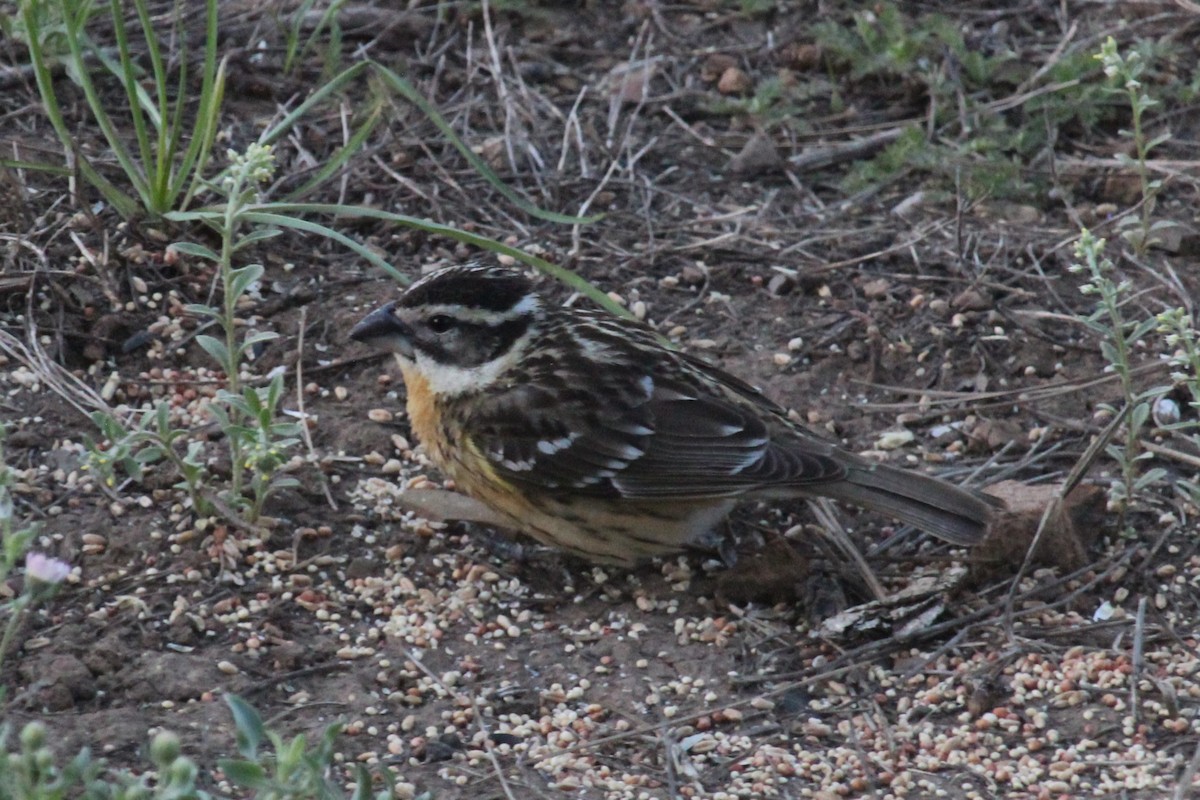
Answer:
xmin=350 ymin=303 xmax=414 ymax=358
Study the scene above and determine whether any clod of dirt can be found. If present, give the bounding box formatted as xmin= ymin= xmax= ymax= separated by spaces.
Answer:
xmin=19 ymin=654 xmax=96 ymax=710
xmin=972 ymin=481 xmax=1106 ymax=579
xmin=80 ymin=633 xmax=129 ymax=676
xmin=728 ymin=132 xmax=783 ymax=177
xmin=716 ymin=537 xmax=810 ymax=606
xmin=862 ymin=277 xmax=891 ymax=299
xmin=83 ymin=313 xmax=130 ymax=362
xmin=963 ymin=416 xmax=1027 ymax=452
xmin=123 ymin=652 xmax=223 ymax=703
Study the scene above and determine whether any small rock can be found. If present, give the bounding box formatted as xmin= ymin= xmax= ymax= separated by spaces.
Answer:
xmin=952 ymin=288 xmax=992 ymax=312
xmin=874 ymin=430 xmax=914 ymax=450
xmin=862 ymin=278 xmax=891 ymax=299
xmin=680 ymin=264 xmax=707 ymax=286
xmin=368 ymin=408 xmax=394 ymax=424
xmin=717 ymin=66 xmax=752 ymax=95
xmin=346 ymin=557 xmax=377 ymax=580
xmin=700 ymin=53 xmax=737 ymax=82
xmin=767 ymin=272 xmax=795 ymax=296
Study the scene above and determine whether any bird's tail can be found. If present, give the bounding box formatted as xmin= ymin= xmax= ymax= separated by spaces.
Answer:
xmin=819 ymin=463 xmax=1002 ymax=545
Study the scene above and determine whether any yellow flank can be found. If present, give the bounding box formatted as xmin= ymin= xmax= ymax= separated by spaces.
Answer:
xmin=397 ymin=362 xmax=447 ymax=465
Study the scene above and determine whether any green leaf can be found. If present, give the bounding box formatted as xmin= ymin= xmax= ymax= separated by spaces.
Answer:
xmin=230 ymin=227 xmax=283 ymax=252
xmin=196 ymin=334 xmax=231 ymax=368
xmin=223 ymin=695 xmax=265 ymax=760
xmin=183 ymin=302 xmax=219 ymax=319
xmin=218 ymin=759 xmax=269 ymax=789
xmin=170 ymin=241 xmax=220 ymax=261
xmin=229 ymin=263 xmax=265 ymax=300
xmin=242 ymin=331 xmax=279 ymax=350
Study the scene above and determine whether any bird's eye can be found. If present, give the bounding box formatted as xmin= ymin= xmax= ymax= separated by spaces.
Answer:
xmin=427 ymin=314 xmax=456 ymax=333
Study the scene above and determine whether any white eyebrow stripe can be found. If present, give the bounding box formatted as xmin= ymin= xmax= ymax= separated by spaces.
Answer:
xmin=417 ymin=296 xmax=540 ymax=325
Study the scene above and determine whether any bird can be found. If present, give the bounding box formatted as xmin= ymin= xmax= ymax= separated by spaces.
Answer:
xmin=349 ymin=264 xmax=1003 ymax=566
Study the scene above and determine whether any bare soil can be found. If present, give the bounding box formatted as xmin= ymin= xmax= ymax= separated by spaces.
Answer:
xmin=3 ymin=2 xmax=1200 ymax=798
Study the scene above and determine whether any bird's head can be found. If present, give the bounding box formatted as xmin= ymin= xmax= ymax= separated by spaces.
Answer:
xmin=350 ymin=265 xmax=543 ymax=395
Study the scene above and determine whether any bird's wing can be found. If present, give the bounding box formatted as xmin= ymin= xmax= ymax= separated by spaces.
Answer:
xmin=469 ymin=342 xmax=846 ymax=499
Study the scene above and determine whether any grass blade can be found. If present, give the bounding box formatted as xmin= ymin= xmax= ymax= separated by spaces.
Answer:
xmin=371 ymin=62 xmax=603 ymax=226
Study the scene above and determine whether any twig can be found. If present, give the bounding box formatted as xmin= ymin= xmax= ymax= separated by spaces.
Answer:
xmin=806 ymin=501 xmax=886 ymax=602
xmin=1130 ymin=596 xmax=1147 ymax=725
xmin=788 ymin=128 xmax=903 ymax=172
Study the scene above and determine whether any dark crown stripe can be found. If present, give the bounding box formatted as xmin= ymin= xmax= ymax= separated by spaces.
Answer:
xmin=402 ymin=268 xmax=534 ymax=313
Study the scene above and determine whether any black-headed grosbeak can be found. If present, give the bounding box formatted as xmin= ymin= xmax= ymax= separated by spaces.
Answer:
xmin=350 ymin=264 xmax=1002 ymax=565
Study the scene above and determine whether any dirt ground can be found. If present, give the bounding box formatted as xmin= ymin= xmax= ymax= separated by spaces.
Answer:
xmin=3 ymin=1 xmax=1200 ymax=798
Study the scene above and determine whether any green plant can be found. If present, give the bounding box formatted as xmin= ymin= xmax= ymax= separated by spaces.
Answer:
xmin=1095 ymin=36 xmax=1174 ymax=253
xmin=13 ymin=0 xmax=225 ymax=220
xmin=0 ymin=696 xmax=409 ymax=799
xmin=1069 ymin=230 xmax=1166 ymax=516
xmin=220 ymin=695 xmax=399 ymax=799
xmin=0 ymin=432 xmax=71 ymax=681
xmin=87 ymin=145 xmax=301 ymax=524
xmin=86 ymin=403 xmax=210 ymax=515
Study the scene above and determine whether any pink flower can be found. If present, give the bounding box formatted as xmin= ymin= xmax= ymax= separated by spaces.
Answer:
xmin=25 ymin=552 xmax=70 ymax=585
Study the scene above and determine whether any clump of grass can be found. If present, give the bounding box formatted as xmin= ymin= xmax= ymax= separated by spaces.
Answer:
xmin=11 ymin=0 xmax=224 ymax=220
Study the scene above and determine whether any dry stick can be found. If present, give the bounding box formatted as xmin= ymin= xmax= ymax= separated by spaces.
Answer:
xmin=570 ymin=26 xmax=653 ymax=255
xmin=552 ymin=660 xmax=864 ymax=760
xmin=787 ymin=127 xmax=903 ymax=172
xmin=660 ymin=105 xmax=716 ymax=147
xmin=807 ymin=498 xmax=886 ymax=602
xmin=1001 ymin=404 xmax=1126 ymax=641
xmin=859 ymin=361 xmax=1167 ymax=411
xmin=661 ymin=729 xmax=680 ymax=800
xmin=403 ymin=647 xmax=519 ymax=800
xmin=1131 ymin=596 xmax=1148 ymax=726
xmin=556 ymin=86 xmax=590 ymax=176
xmin=1140 ymin=439 xmax=1200 ymax=471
